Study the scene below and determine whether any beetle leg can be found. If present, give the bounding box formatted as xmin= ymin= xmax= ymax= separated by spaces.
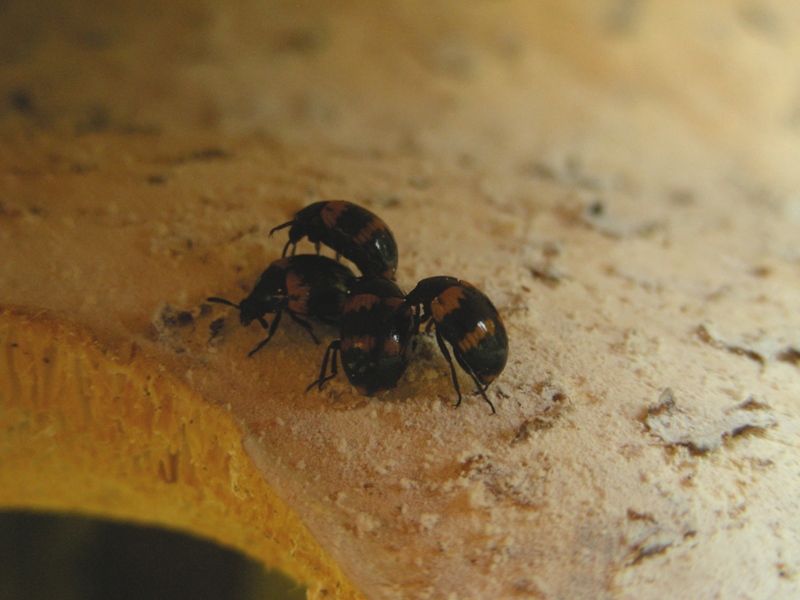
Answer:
xmin=425 ymin=318 xmax=436 ymax=334
xmin=286 ymin=311 xmax=320 ymax=344
xmin=414 ymin=307 xmax=434 ymax=334
xmin=306 ymin=340 xmax=341 ymax=391
xmin=434 ymin=329 xmax=462 ymax=407
xmin=411 ymin=305 xmax=422 ymax=335
xmin=248 ymin=310 xmax=283 ymax=356
xmin=464 ymin=365 xmax=496 ymax=415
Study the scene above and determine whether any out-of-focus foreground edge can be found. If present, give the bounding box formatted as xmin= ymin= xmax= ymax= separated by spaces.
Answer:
xmin=0 ymin=304 xmax=365 ymax=600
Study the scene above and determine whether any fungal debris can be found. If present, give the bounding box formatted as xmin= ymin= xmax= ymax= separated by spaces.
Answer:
xmin=623 ymin=507 xmax=696 ymax=566
xmin=152 ymin=301 xmax=196 ymax=331
xmin=527 ymin=261 xmax=569 ymax=287
xmin=582 ymin=199 xmax=660 ymax=239
xmin=644 ymin=388 xmax=777 ymax=453
xmin=151 ymin=301 xmax=201 ymax=353
xmin=522 ymin=240 xmax=569 ymax=287
xmin=456 ymin=452 xmax=546 ymax=508
xmin=508 ymin=381 xmax=569 ymax=444
xmin=696 ymin=323 xmax=800 ymax=367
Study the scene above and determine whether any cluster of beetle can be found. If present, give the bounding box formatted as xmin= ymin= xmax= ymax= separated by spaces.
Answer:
xmin=208 ymin=201 xmax=508 ymax=413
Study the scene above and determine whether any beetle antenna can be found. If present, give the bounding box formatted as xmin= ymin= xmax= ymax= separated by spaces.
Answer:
xmin=207 ymin=297 xmax=240 ymax=309
xmin=269 ymin=221 xmax=292 ymax=237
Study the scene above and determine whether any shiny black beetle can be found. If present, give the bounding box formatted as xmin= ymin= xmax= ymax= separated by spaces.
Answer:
xmin=207 ymin=255 xmax=356 ymax=356
xmin=405 ymin=276 xmax=508 ymax=413
xmin=307 ymin=277 xmax=415 ymax=396
xmin=269 ymin=200 xmax=399 ymax=279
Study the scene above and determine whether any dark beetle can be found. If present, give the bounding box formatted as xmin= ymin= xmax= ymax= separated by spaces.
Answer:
xmin=207 ymin=255 xmax=356 ymax=356
xmin=405 ymin=276 xmax=508 ymax=414
xmin=270 ymin=200 xmax=399 ymax=279
xmin=307 ymin=277 xmax=415 ymax=396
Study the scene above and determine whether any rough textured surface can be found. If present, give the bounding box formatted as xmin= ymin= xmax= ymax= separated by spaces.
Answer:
xmin=1 ymin=1 xmax=800 ymax=598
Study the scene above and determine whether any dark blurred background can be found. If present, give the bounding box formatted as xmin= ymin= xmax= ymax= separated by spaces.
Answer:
xmin=0 ymin=511 xmax=305 ymax=600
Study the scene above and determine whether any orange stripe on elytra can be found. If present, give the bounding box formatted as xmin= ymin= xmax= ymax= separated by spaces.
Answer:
xmin=345 ymin=294 xmax=380 ymax=313
xmin=457 ymin=319 xmax=496 ymax=353
xmin=321 ymin=201 xmax=387 ymax=245
xmin=430 ymin=285 xmax=466 ymax=322
xmin=285 ymin=272 xmax=310 ymax=309
xmin=321 ymin=201 xmax=349 ymax=228
xmin=478 ymin=372 xmax=497 ymax=384
xmin=352 ymin=218 xmax=387 ymax=245
xmin=341 ymin=334 xmax=377 ymax=353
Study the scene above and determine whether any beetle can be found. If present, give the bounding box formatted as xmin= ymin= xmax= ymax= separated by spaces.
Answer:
xmin=404 ymin=276 xmax=508 ymax=414
xmin=207 ymin=254 xmax=356 ymax=356
xmin=307 ymin=277 xmax=416 ymax=396
xmin=269 ymin=200 xmax=399 ymax=279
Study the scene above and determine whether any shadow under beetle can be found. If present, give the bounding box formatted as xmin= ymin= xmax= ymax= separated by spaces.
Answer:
xmin=404 ymin=276 xmax=508 ymax=414
xmin=269 ymin=200 xmax=399 ymax=279
xmin=307 ymin=277 xmax=416 ymax=396
xmin=207 ymin=255 xmax=356 ymax=356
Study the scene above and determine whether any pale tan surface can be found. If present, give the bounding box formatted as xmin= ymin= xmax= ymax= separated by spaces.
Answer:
xmin=1 ymin=1 xmax=800 ymax=598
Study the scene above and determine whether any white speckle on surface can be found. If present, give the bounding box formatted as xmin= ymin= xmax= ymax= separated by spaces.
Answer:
xmin=399 ymin=477 xmax=418 ymax=490
xmin=467 ymin=481 xmax=492 ymax=509
xmin=420 ymin=513 xmax=440 ymax=531
xmin=355 ymin=512 xmax=380 ymax=537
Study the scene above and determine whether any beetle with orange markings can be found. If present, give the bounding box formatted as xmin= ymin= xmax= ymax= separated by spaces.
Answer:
xmin=208 ymin=201 xmax=508 ymax=413
xmin=269 ymin=200 xmax=399 ymax=280
xmin=207 ymin=255 xmax=356 ymax=357
xmin=307 ymin=277 xmax=416 ymax=397
xmin=404 ymin=276 xmax=508 ymax=414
